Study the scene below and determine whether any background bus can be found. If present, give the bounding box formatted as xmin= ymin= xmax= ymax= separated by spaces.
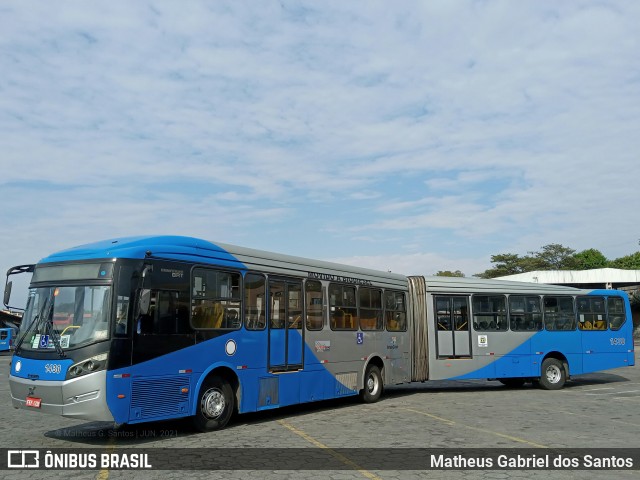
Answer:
xmin=5 ymin=236 xmax=634 ymax=431
xmin=0 ymin=327 xmax=14 ymax=352
xmin=0 ymin=311 xmax=20 ymax=352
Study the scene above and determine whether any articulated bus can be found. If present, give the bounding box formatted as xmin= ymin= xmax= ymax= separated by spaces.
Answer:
xmin=5 ymin=236 xmax=634 ymax=431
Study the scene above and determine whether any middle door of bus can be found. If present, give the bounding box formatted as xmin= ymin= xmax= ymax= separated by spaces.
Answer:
xmin=434 ymin=295 xmax=471 ymax=358
xmin=268 ymin=278 xmax=303 ymax=371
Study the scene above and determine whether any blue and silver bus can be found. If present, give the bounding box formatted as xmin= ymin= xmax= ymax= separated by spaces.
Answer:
xmin=0 ymin=312 xmax=20 ymax=352
xmin=6 ymin=236 xmax=634 ymax=430
xmin=0 ymin=327 xmax=14 ymax=352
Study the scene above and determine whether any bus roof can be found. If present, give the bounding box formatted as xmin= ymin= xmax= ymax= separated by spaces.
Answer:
xmin=37 ymin=236 xmax=625 ymax=296
xmin=421 ymin=275 xmax=587 ymax=295
xmin=40 ymin=235 xmax=238 ymax=266
xmin=38 ymin=235 xmax=408 ymax=287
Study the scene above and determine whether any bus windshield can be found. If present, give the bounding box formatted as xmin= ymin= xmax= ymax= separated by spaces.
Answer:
xmin=18 ymin=285 xmax=111 ymax=353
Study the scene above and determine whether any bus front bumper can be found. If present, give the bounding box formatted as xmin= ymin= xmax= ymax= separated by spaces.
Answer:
xmin=10 ymin=371 xmax=114 ymax=422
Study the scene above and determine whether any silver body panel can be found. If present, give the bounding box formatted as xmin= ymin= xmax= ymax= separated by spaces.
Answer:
xmin=10 ymin=370 xmax=113 ymax=421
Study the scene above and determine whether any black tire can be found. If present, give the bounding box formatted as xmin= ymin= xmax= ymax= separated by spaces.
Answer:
xmin=539 ymin=358 xmax=566 ymax=390
xmin=498 ymin=378 xmax=526 ymax=388
xmin=193 ymin=376 xmax=234 ymax=432
xmin=360 ymin=365 xmax=383 ymax=403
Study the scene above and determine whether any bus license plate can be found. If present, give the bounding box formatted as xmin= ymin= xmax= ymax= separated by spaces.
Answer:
xmin=25 ymin=396 xmax=42 ymax=408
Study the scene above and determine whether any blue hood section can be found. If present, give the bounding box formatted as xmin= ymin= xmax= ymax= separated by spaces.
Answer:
xmin=11 ymin=355 xmax=74 ymax=381
xmin=39 ymin=236 xmax=243 ymax=267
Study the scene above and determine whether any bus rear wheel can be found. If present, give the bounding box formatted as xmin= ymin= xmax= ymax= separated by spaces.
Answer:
xmin=193 ymin=376 xmax=234 ymax=432
xmin=360 ymin=364 xmax=383 ymax=403
xmin=539 ymin=358 xmax=566 ymax=390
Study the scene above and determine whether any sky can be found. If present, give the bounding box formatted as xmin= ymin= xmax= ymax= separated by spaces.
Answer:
xmin=1 ymin=1 xmax=639 ymax=308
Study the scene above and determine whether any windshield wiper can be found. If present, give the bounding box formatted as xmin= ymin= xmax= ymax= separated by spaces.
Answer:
xmin=44 ymin=313 xmax=66 ymax=358
xmin=14 ymin=291 xmax=53 ymax=355
xmin=14 ymin=289 xmax=66 ymax=358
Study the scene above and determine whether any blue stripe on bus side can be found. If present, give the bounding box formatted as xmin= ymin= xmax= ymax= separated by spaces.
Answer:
xmin=449 ymin=331 xmax=632 ymax=381
xmin=448 ymin=290 xmax=634 ymax=381
xmin=105 ymin=330 xmax=347 ymax=425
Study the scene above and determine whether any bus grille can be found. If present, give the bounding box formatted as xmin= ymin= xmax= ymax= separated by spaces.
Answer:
xmin=131 ymin=376 xmax=190 ymax=420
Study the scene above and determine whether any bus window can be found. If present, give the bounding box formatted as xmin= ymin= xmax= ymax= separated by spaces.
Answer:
xmin=544 ymin=296 xmax=576 ymax=331
xmin=114 ymin=265 xmax=133 ymax=336
xmin=305 ymin=280 xmax=323 ymax=331
xmin=453 ymin=298 xmax=469 ymax=331
xmin=191 ymin=268 xmax=241 ymax=330
xmin=245 ymin=273 xmax=266 ymax=330
xmin=472 ymin=295 xmax=507 ymax=331
xmin=329 ymin=284 xmax=357 ymax=330
xmin=436 ymin=297 xmax=451 ymax=331
xmin=269 ymin=282 xmax=285 ymax=329
xmin=268 ymin=279 xmax=302 ymax=329
xmin=509 ymin=296 xmax=542 ymax=331
xmin=608 ymin=297 xmax=626 ymax=331
xmin=159 ymin=290 xmax=190 ymax=334
xmin=385 ymin=291 xmax=406 ymax=332
xmin=287 ymin=283 xmax=302 ymax=329
xmin=137 ymin=290 xmax=190 ymax=335
xmin=577 ymin=296 xmax=606 ymax=331
xmin=359 ymin=288 xmax=383 ymax=331
xmin=115 ymin=296 xmax=130 ymax=336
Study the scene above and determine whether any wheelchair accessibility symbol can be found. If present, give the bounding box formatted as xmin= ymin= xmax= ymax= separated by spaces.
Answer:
xmin=356 ymin=332 xmax=363 ymax=345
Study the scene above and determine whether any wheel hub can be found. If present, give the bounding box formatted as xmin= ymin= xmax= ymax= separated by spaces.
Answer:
xmin=546 ymin=365 xmax=561 ymax=384
xmin=367 ymin=374 xmax=379 ymax=394
xmin=202 ymin=388 xmax=225 ymax=419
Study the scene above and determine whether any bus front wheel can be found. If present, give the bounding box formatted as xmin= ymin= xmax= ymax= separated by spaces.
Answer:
xmin=539 ymin=358 xmax=566 ymax=390
xmin=360 ymin=364 xmax=383 ymax=403
xmin=193 ymin=376 xmax=234 ymax=432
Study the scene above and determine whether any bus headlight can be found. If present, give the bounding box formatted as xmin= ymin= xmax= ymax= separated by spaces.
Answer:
xmin=66 ymin=353 xmax=108 ymax=380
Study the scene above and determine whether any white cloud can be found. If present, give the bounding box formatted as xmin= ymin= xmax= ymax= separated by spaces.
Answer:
xmin=1 ymin=1 xmax=639 ymax=309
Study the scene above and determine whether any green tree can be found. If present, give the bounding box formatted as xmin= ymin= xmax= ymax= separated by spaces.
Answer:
xmin=475 ymin=253 xmax=529 ymax=279
xmin=435 ymin=270 xmax=465 ymax=277
xmin=573 ymin=249 xmax=609 ymax=269
xmin=475 ymin=244 xmax=578 ymax=278
xmin=474 ymin=244 xmax=640 ymax=278
xmin=609 ymin=252 xmax=640 ymax=269
xmin=531 ymin=244 xmax=578 ymax=270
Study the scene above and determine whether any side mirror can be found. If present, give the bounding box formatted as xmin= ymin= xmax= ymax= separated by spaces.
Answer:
xmin=3 ymin=281 xmax=12 ymax=308
xmin=138 ymin=289 xmax=151 ymax=315
xmin=4 ymin=264 xmax=35 ymax=311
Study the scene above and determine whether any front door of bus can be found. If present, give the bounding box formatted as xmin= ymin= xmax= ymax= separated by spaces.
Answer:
xmin=268 ymin=279 xmax=303 ymax=371
xmin=435 ymin=295 xmax=471 ymax=358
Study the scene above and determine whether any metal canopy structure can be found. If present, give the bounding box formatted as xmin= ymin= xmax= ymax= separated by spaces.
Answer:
xmin=496 ymin=268 xmax=640 ymax=290
xmin=0 ymin=309 xmax=21 ymax=327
